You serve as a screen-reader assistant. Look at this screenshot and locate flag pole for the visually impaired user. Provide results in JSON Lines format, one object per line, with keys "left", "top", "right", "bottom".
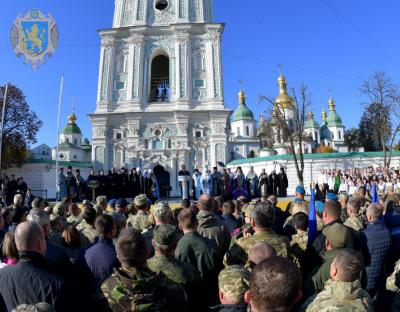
{"left": 55, "top": 75, "right": 64, "bottom": 201}
{"left": 0, "top": 84, "right": 9, "bottom": 176}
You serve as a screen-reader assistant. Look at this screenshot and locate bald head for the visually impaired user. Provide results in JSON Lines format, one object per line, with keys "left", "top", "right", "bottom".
{"left": 15, "top": 222, "right": 46, "bottom": 256}
{"left": 248, "top": 243, "right": 276, "bottom": 268}
{"left": 197, "top": 194, "right": 213, "bottom": 212}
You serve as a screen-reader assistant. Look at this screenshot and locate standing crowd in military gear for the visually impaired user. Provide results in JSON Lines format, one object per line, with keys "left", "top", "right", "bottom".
{"left": 1, "top": 165, "right": 400, "bottom": 311}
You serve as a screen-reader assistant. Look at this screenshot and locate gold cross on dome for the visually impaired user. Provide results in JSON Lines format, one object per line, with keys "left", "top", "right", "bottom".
{"left": 238, "top": 79, "right": 244, "bottom": 91}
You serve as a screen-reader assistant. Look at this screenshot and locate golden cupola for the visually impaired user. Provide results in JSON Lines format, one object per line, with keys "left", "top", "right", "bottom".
{"left": 274, "top": 74, "right": 296, "bottom": 110}
{"left": 322, "top": 108, "right": 327, "bottom": 122}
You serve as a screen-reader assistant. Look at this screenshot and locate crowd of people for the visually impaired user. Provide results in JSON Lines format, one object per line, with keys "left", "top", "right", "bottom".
{"left": 0, "top": 175, "right": 30, "bottom": 207}
{"left": 57, "top": 165, "right": 290, "bottom": 203}
{"left": 0, "top": 164, "right": 399, "bottom": 310}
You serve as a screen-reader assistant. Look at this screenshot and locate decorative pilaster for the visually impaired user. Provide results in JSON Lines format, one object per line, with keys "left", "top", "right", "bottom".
{"left": 175, "top": 32, "right": 190, "bottom": 101}
{"left": 127, "top": 33, "right": 144, "bottom": 108}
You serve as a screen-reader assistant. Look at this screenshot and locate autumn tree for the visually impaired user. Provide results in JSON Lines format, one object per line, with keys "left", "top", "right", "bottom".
{"left": 260, "top": 77, "right": 311, "bottom": 186}
{"left": 316, "top": 144, "right": 336, "bottom": 153}
{"left": 359, "top": 71, "right": 400, "bottom": 167}
{"left": 0, "top": 84, "right": 42, "bottom": 168}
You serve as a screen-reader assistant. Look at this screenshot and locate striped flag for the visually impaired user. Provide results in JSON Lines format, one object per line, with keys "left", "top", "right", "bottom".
{"left": 308, "top": 184, "right": 317, "bottom": 246}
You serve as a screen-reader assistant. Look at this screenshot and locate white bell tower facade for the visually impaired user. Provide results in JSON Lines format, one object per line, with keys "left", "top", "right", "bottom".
{"left": 90, "top": 0, "right": 231, "bottom": 196}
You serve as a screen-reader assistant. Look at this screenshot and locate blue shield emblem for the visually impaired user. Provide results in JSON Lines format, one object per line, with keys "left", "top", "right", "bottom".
{"left": 11, "top": 9, "right": 58, "bottom": 69}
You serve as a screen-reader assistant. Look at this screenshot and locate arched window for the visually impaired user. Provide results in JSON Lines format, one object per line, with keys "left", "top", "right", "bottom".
{"left": 338, "top": 131, "right": 342, "bottom": 140}
{"left": 168, "top": 139, "right": 172, "bottom": 149}
{"left": 246, "top": 126, "right": 250, "bottom": 136}
{"left": 74, "top": 138, "right": 77, "bottom": 146}
{"left": 150, "top": 55, "right": 169, "bottom": 102}
{"left": 237, "top": 127, "right": 241, "bottom": 136}
{"left": 249, "top": 151, "right": 255, "bottom": 158}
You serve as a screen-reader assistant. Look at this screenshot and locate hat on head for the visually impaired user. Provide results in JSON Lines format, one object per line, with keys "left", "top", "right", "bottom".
{"left": 134, "top": 194, "right": 148, "bottom": 207}
{"left": 116, "top": 198, "right": 128, "bottom": 207}
{"left": 244, "top": 203, "right": 255, "bottom": 218}
{"left": 153, "top": 224, "right": 177, "bottom": 246}
{"left": 315, "top": 201, "right": 325, "bottom": 214}
{"left": 326, "top": 192, "right": 338, "bottom": 201}
{"left": 218, "top": 265, "right": 250, "bottom": 302}
{"left": 295, "top": 185, "right": 306, "bottom": 195}
{"left": 108, "top": 199, "right": 116, "bottom": 209}
{"left": 323, "top": 223, "right": 348, "bottom": 249}
{"left": 153, "top": 201, "right": 172, "bottom": 221}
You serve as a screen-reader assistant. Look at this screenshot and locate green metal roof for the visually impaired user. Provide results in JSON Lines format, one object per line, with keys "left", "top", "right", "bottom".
{"left": 305, "top": 118, "right": 320, "bottom": 129}
{"left": 232, "top": 103, "right": 254, "bottom": 122}
{"left": 57, "top": 142, "right": 80, "bottom": 149}
{"left": 326, "top": 111, "right": 343, "bottom": 127}
{"left": 227, "top": 151, "right": 400, "bottom": 166}
{"left": 63, "top": 123, "right": 82, "bottom": 135}
{"left": 24, "top": 158, "right": 92, "bottom": 168}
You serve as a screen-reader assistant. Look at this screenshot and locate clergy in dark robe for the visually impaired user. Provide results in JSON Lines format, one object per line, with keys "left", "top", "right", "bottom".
{"left": 143, "top": 169, "right": 154, "bottom": 199}
{"left": 246, "top": 166, "right": 259, "bottom": 199}
{"left": 119, "top": 168, "right": 129, "bottom": 198}
{"left": 210, "top": 167, "right": 222, "bottom": 196}
{"left": 258, "top": 168, "right": 269, "bottom": 196}
{"left": 97, "top": 170, "right": 108, "bottom": 197}
{"left": 107, "top": 169, "right": 118, "bottom": 199}
{"left": 66, "top": 167, "right": 76, "bottom": 200}
{"left": 74, "top": 169, "right": 86, "bottom": 202}
{"left": 277, "top": 167, "right": 288, "bottom": 197}
{"left": 269, "top": 170, "right": 278, "bottom": 196}
{"left": 178, "top": 165, "right": 191, "bottom": 199}
{"left": 221, "top": 168, "right": 232, "bottom": 200}
{"left": 128, "top": 168, "right": 141, "bottom": 198}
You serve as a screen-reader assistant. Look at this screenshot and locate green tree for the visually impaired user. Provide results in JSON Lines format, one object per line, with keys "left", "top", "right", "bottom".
{"left": 344, "top": 128, "right": 361, "bottom": 152}
{"left": 0, "top": 84, "right": 42, "bottom": 168}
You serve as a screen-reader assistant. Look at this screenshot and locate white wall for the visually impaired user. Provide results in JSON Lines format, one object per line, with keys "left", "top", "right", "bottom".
{"left": 227, "top": 154, "right": 400, "bottom": 196}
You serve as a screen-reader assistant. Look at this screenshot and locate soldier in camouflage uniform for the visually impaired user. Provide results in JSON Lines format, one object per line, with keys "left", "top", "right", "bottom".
{"left": 231, "top": 202, "right": 290, "bottom": 262}
{"left": 387, "top": 258, "right": 400, "bottom": 311}
{"left": 12, "top": 303, "right": 55, "bottom": 312}
{"left": 210, "top": 265, "right": 250, "bottom": 312}
{"left": 148, "top": 224, "right": 201, "bottom": 311}
{"left": 290, "top": 212, "right": 308, "bottom": 271}
{"left": 79, "top": 207, "right": 99, "bottom": 247}
{"left": 343, "top": 198, "right": 365, "bottom": 232}
{"left": 66, "top": 203, "right": 82, "bottom": 226}
{"left": 301, "top": 249, "right": 372, "bottom": 312}
{"left": 126, "top": 194, "right": 151, "bottom": 230}
{"left": 100, "top": 227, "right": 188, "bottom": 311}
{"left": 93, "top": 195, "right": 107, "bottom": 216}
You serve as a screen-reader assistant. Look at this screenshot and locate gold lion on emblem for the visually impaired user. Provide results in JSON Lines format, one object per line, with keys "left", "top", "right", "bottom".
{"left": 22, "top": 24, "right": 46, "bottom": 54}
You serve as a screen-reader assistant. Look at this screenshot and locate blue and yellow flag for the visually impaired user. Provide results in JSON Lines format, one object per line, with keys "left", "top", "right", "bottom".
{"left": 308, "top": 185, "right": 317, "bottom": 245}
{"left": 371, "top": 183, "right": 379, "bottom": 203}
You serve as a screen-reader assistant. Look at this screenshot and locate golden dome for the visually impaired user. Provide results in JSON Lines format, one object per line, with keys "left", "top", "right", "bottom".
{"left": 68, "top": 113, "right": 77, "bottom": 124}
{"left": 322, "top": 108, "right": 327, "bottom": 121}
{"left": 275, "top": 74, "right": 295, "bottom": 110}
{"left": 259, "top": 114, "right": 265, "bottom": 127}
{"left": 328, "top": 98, "right": 335, "bottom": 111}
{"left": 238, "top": 90, "right": 245, "bottom": 105}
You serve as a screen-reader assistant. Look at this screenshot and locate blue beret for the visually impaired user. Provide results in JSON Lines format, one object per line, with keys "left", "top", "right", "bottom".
{"left": 295, "top": 185, "right": 306, "bottom": 195}
{"left": 326, "top": 192, "right": 338, "bottom": 201}
{"left": 294, "top": 198, "right": 304, "bottom": 203}
{"left": 315, "top": 201, "right": 325, "bottom": 214}
{"left": 108, "top": 199, "right": 116, "bottom": 207}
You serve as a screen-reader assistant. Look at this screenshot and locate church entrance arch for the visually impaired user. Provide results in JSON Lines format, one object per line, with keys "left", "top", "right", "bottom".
{"left": 150, "top": 55, "right": 170, "bottom": 102}
{"left": 153, "top": 165, "right": 171, "bottom": 198}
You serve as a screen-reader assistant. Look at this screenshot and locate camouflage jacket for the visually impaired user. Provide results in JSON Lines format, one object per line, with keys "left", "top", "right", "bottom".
{"left": 80, "top": 223, "right": 98, "bottom": 246}
{"left": 126, "top": 211, "right": 151, "bottom": 231}
{"left": 344, "top": 215, "right": 365, "bottom": 232}
{"left": 387, "top": 258, "right": 400, "bottom": 293}
{"left": 291, "top": 232, "right": 308, "bottom": 252}
{"left": 67, "top": 215, "right": 82, "bottom": 226}
{"left": 301, "top": 279, "right": 373, "bottom": 312}
{"left": 100, "top": 266, "right": 188, "bottom": 312}
{"left": 234, "top": 230, "right": 290, "bottom": 258}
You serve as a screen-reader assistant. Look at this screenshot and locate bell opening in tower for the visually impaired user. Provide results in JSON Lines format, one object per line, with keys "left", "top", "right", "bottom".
{"left": 150, "top": 55, "right": 170, "bottom": 102}
{"left": 155, "top": 0, "right": 169, "bottom": 11}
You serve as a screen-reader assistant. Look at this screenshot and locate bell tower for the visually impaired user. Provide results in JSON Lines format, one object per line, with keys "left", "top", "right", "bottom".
{"left": 90, "top": 0, "right": 231, "bottom": 196}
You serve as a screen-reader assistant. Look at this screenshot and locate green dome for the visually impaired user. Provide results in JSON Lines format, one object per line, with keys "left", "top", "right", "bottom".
{"left": 63, "top": 123, "right": 82, "bottom": 135}
{"left": 233, "top": 103, "right": 254, "bottom": 122}
{"left": 305, "top": 112, "right": 320, "bottom": 129}
{"left": 326, "top": 111, "right": 343, "bottom": 127}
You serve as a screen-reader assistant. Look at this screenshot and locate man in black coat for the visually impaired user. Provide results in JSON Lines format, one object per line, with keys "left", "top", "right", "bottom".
{"left": 277, "top": 168, "right": 288, "bottom": 198}
{"left": 0, "top": 222, "right": 79, "bottom": 311}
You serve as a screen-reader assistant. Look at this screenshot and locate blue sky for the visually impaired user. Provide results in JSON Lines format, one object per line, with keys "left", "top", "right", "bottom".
{"left": 1, "top": 0, "right": 399, "bottom": 148}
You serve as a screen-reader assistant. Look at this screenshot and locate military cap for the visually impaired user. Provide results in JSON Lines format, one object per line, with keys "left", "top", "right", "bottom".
{"left": 218, "top": 265, "right": 250, "bottom": 301}
{"left": 323, "top": 223, "right": 348, "bottom": 249}
{"left": 326, "top": 192, "right": 339, "bottom": 201}
{"left": 295, "top": 185, "right": 306, "bottom": 195}
{"left": 153, "top": 201, "right": 172, "bottom": 221}
{"left": 96, "top": 195, "right": 107, "bottom": 205}
{"left": 244, "top": 203, "right": 255, "bottom": 217}
{"left": 153, "top": 224, "right": 177, "bottom": 246}
{"left": 116, "top": 198, "right": 128, "bottom": 207}
{"left": 135, "top": 194, "right": 148, "bottom": 207}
